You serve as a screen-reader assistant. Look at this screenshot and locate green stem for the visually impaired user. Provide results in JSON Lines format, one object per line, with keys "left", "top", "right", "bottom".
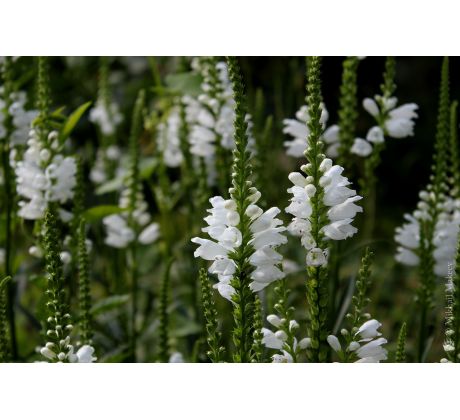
{"left": 130, "top": 243, "right": 138, "bottom": 361}
{"left": 2, "top": 57, "right": 18, "bottom": 360}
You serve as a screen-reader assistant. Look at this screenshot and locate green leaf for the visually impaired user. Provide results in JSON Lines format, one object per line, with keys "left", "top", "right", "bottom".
{"left": 165, "top": 72, "right": 203, "bottom": 96}
{"left": 140, "top": 157, "right": 158, "bottom": 179}
{"left": 90, "top": 294, "right": 130, "bottom": 316}
{"left": 95, "top": 177, "right": 124, "bottom": 195}
{"left": 59, "top": 101, "right": 92, "bottom": 142}
{"left": 83, "top": 205, "right": 124, "bottom": 222}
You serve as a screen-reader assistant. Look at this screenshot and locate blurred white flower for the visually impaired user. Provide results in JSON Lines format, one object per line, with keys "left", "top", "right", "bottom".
{"left": 103, "top": 187, "right": 159, "bottom": 249}
{"left": 15, "top": 129, "right": 77, "bottom": 220}
{"left": 156, "top": 107, "right": 183, "bottom": 168}
{"left": 0, "top": 91, "right": 38, "bottom": 145}
{"left": 89, "top": 100, "right": 123, "bottom": 136}
{"left": 283, "top": 104, "right": 339, "bottom": 158}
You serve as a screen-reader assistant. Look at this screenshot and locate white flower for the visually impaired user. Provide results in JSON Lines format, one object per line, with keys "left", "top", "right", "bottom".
{"left": 385, "top": 104, "right": 418, "bottom": 138}
{"left": 169, "top": 352, "right": 185, "bottom": 363}
{"left": 272, "top": 351, "right": 294, "bottom": 363}
{"left": 89, "top": 100, "right": 123, "bottom": 136}
{"left": 75, "top": 345, "right": 97, "bottom": 363}
{"left": 328, "top": 320, "right": 387, "bottom": 362}
{"left": 395, "top": 196, "right": 460, "bottom": 276}
{"left": 327, "top": 335, "right": 342, "bottom": 352}
{"left": 351, "top": 138, "right": 372, "bottom": 157}
{"left": 363, "top": 98, "right": 379, "bottom": 117}
{"left": 103, "top": 185, "right": 159, "bottom": 249}
{"left": 192, "top": 191, "right": 286, "bottom": 300}
{"left": 357, "top": 95, "right": 418, "bottom": 158}
{"left": 157, "top": 107, "right": 184, "bottom": 168}
{"left": 187, "top": 61, "right": 255, "bottom": 186}
{"left": 103, "top": 214, "right": 135, "bottom": 248}
{"left": 262, "top": 328, "right": 284, "bottom": 349}
{"left": 138, "top": 222, "right": 160, "bottom": 245}
{"left": 286, "top": 161, "right": 361, "bottom": 265}
{"left": 15, "top": 129, "right": 77, "bottom": 220}
{"left": 0, "top": 91, "right": 38, "bottom": 145}
{"left": 355, "top": 338, "right": 388, "bottom": 362}
{"left": 262, "top": 314, "right": 310, "bottom": 363}
{"left": 306, "top": 248, "right": 327, "bottom": 267}
{"left": 283, "top": 104, "right": 338, "bottom": 158}
{"left": 356, "top": 319, "right": 382, "bottom": 341}
{"left": 366, "top": 126, "right": 384, "bottom": 144}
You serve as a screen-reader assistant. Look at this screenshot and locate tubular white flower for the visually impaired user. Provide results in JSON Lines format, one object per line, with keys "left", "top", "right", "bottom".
{"left": 356, "top": 319, "right": 382, "bottom": 341}
{"left": 327, "top": 335, "right": 342, "bottom": 352}
{"left": 363, "top": 98, "right": 379, "bottom": 117}
{"left": 355, "top": 94, "right": 418, "bottom": 157}
{"left": 192, "top": 189, "right": 286, "bottom": 300}
{"left": 354, "top": 338, "right": 388, "bottom": 362}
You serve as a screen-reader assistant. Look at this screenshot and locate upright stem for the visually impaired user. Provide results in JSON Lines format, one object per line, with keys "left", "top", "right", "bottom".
{"left": 130, "top": 243, "right": 138, "bottom": 361}
{"left": 2, "top": 57, "right": 18, "bottom": 359}
{"left": 226, "top": 56, "right": 255, "bottom": 363}
{"left": 304, "top": 56, "right": 329, "bottom": 362}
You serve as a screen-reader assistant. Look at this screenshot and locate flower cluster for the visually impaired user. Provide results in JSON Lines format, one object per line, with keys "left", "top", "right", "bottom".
{"left": 0, "top": 90, "right": 38, "bottom": 144}
{"left": 286, "top": 158, "right": 362, "bottom": 267}
{"left": 351, "top": 96, "right": 418, "bottom": 157}
{"left": 395, "top": 192, "right": 460, "bottom": 276}
{"left": 327, "top": 319, "right": 388, "bottom": 362}
{"left": 89, "top": 99, "right": 123, "bottom": 136}
{"left": 103, "top": 187, "right": 160, "bottom": 249}
{"left": 156, "top": 106, "right": 183, "bottom": 168}
{"left": 261, "top": 314, "right": 310, "bottom": 363}
{"left": 283, "top": 104, "right": 340, "bottom": 158}
{"left": 186, "top": 60, "right": 255, "bottom": 186}
{"left": 41, "top": 340, "right": 96, "bottom": 363}
{"left": 14, "top": 129, "right": 77, "bottom": 220}
{"left": 90, "top": 145, "right": 126, "bottom": 185}
{"left": 188, "top": 60, "right": 235, "bottom": 156}
{"left": 192, "top": 190, "right": 287, "bottom": 301}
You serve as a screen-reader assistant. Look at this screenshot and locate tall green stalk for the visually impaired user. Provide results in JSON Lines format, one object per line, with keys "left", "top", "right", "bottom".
{"left": 303, "top": 56, "right": 329, "bottom": 362}
{"left": 78, "top": 220, "right": 92, "bottom": 344}
{"left": 395, "top": 322, "right": 407, "bottom": 362}
{"left": 0, "top": 276, "right": 11, "bottom": 362}
{"left": 199, "top": 268, "right": 225, "bottom": 362}
{"left": 126, "top": 89, "right": 145, "bottom": 362}
{"left": 1, "top": 56, "right": 18, "bottom": 359}
{"left": 226, "top": 56, "right": 256, "bottom": 363}
{"left": 337, "top": 56, "right": 360, "bottom": 168}
{"left": 417, "top": 57, "right": 450, "bottom": 362}
{"left": 158, "top": 258, "right": 173, "bottom": 362}
{"left": 449, "top": 100, "right": 459, "bottom": 197}
{"left": 361, "top": 57, "right": 396, "bottom": 239}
